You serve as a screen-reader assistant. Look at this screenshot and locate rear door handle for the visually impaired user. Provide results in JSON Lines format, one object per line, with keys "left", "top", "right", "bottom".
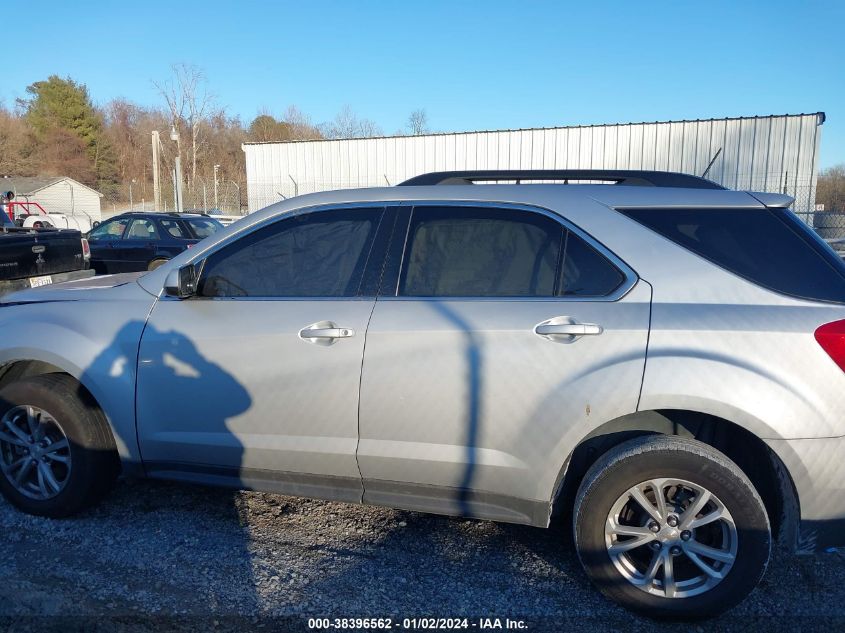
{"left": 535, "top": 323, "right": 603, "bottom": 336}
{"left": 299, "top": 321, "right": 355, "bottom": 346}
{"left": 534, "top": 318, "right": 603, "bottom": 342}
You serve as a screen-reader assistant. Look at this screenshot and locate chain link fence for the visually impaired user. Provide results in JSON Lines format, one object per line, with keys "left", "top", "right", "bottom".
{"left": 99, "top": 177, "right": 247, "bottom": 220}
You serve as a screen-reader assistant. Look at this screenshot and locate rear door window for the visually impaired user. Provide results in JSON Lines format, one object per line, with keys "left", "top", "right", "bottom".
{"left": 619, "top": 207, "right": 845, "bottom": 303}
{"left": 399, "top": 206, "right": 561, "bottom": 297}
{"left": 397, "top": 205, "right": 627, "bottom": 298}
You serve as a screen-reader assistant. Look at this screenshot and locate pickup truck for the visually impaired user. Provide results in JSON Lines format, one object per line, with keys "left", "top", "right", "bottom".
{"left": 0, "top": 210, "right": 93, "bottom": 295}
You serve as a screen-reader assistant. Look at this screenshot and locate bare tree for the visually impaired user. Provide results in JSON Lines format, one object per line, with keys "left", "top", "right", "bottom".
{"left": 0, "top": 104, "right": 36, "bottom": 176}
{"left": 321, "top": 105, "right": 383, "bottom": 139}
{"left": 407, "top": 108, "right": 429, "bottom": 135}
{"left": 817, "top": 164, "right": 845, "bottom": 212}
{"left": 282, "top": 105, "right": 322, "bottom": 140}
{"left": 153, "top": 64, "right": 214, "bottom": 185}
{"left": 357, "top": 117, "right": 383, "bottom": 138}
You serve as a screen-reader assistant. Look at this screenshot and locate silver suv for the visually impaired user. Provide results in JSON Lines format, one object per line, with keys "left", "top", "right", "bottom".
{"left": 1, "top": 170, "right": 844, "bottom": 618}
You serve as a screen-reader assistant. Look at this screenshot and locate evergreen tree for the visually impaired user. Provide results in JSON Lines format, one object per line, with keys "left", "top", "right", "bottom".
{"left": 21, "top": 75, "right": 117, "bottom": 190}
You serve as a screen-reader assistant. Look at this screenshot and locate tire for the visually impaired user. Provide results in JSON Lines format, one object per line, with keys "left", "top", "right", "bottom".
{"left": 573, "top": 435, "right": 770, "bottom": 619}
{"left": 0, "top": 374, "right": 119, "bottom": 518}
{"left": 148, "top": 258, "right": 169, "bottom": 271}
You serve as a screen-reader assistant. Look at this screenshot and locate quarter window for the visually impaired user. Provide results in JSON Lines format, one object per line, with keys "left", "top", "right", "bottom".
{"left": 560, "top": 231, "right": 626, "bottom": 296}
{"left": 198, "top": 208, "right": 383, "bottom": 298}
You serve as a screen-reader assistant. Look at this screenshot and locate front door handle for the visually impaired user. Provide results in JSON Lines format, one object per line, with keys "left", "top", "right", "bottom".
{"left": 534, "top": 318, "right": 603, "bottom": 342}
{"left": 299, "top": 321, "right": 355, "bottom": 346}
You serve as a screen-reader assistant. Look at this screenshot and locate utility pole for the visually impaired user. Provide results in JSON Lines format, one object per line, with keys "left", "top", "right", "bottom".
{"left": 213, "top": 164, "right": 220, "bottom": 210}
{"left": 172, "top": 168, "right": 179, "bottom": 213}
{"left": 151, "top": 131, "right": 161, "bottom": 211}
{"left": 171, "top": 126, "right": 184, "bottom": 213}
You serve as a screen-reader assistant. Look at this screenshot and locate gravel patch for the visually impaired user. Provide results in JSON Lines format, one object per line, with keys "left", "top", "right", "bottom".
{"left": 1, "top": 479, "right": 843, "bottom": 632}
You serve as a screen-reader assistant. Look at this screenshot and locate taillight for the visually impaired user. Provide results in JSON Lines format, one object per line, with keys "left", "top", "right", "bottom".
{"left": 81, "top": 238, "right": 91, "bottom": 260}
{"left": 815, "top": 320, "right": 845, "bottom": 373}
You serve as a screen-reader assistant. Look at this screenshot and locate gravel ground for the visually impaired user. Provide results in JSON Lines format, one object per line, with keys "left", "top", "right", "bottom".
{"left": 1, "top": 479, "right": 843, "bottom": 632}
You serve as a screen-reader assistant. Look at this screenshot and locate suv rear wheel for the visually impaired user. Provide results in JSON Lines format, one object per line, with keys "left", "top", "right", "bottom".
{"left": 0, "top": 374, "right": 119, "bottom": 517}
{"left": 573, "top": 435, "right": 770, "bottom": 619}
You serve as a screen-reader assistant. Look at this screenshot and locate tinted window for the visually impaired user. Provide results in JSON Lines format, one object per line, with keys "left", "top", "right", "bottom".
{"left": 187, "top": 218, "right": 222, "bottom": 239}
{"left": 126, "top": 218, "right": 160, "bottom": 240}
{"left": 620, "top": 207, "right": 845, "bottom": 303}
{"left": 560, "top": 231, "right": 626, "bottom": 296}
{"left": 198, "top": 208, "right": 382, "bottom": 298}
{"left": 160, "top": 219, "right": 190, "bottom": 239}
{"left": 88, "top": 218, "right": 130, "bottom": 242}
{"left": 400, "top": 206, "right": 561, "bottom": 297}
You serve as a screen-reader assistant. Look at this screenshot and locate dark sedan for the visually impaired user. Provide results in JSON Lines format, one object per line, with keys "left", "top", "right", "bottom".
{"left": 87, "top": 212, "right": 223, "bottom": 274}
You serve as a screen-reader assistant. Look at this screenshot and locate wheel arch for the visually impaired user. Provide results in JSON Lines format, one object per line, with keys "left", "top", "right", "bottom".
{"left": 0, "top": 357, "right": 139, "bottom": 475}
{"left": 550, "top": 409, "right": 800, "bottom": 549}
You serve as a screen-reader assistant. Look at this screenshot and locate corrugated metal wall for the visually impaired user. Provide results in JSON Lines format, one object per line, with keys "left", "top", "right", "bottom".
{"left": 243, "top": 113, "right": 824, "bottom": 215}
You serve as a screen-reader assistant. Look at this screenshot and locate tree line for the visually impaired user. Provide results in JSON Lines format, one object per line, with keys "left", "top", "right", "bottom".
{"left": 0, "top": 64, "right": 430, "bottom": 209}
{"left": 817, "top": 165, "right": 845, "bottom": 213}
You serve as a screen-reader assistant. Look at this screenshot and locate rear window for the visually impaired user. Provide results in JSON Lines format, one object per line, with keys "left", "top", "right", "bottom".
{"left": 619, "top": 207, "right": 845, "bottom": 303}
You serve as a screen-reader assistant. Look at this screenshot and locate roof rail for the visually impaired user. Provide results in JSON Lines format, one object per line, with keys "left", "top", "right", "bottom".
{"left": 398, "top": 170, "right": 726, "bottom": 190}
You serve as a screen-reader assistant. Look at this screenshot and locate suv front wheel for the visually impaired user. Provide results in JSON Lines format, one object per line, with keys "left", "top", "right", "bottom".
{"left": 573, "top": 435, "right": 771, "bottom": 619}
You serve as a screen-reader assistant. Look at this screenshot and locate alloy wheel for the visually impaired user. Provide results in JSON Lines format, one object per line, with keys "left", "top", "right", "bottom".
{"left": 0, "top": 405, "right": 72, "bottom": 500}
{"left": 605, "top": 477, "right": 738, "bottom": 598}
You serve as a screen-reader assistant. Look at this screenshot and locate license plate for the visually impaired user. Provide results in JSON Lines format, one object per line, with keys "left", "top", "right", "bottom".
{"left": 29, "top": 275, "right": 53, "bottom": 288}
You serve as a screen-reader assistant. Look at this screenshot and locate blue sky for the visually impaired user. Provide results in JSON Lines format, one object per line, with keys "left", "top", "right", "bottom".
{"left": 3, "top": 0, "right": 843, "bottom": 168}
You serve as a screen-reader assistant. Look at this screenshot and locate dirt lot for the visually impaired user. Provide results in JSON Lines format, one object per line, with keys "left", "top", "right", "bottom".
{"left": 1, "top": 479, "right": 843, "bottom": 632}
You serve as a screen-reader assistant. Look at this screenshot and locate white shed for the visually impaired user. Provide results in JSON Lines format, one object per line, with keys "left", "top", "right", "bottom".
{"left": 0, "top": 176, "right": 103, "bottom": 223}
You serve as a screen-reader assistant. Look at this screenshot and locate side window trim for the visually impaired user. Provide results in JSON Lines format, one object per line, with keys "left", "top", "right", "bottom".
{"left": 192, "top": 203, "right": 391, "bottom": 301}
{"left": 381, "top": 201, "right": 638, "bottom": 301}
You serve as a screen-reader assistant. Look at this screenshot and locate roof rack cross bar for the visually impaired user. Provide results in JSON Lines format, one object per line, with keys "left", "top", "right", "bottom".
{"left": 397, "top": 170, "right": 725, "bottom": 190}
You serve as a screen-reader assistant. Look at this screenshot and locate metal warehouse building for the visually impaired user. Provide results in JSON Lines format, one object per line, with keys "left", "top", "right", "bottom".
{"left": 242, "top": 112, "right": 824, "bottom": 216}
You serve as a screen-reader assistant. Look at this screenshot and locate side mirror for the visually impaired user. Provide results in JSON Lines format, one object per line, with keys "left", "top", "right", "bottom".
{"left": 164, "top": 264, "right": 198, "bottom": 298}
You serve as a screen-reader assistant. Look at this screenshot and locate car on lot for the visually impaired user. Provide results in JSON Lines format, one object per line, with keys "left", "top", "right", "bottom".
{"left": 0, "top": 169, "right": 844, "bottom": 619}
{"left": 86, "top": 212, "right": 223, "bottom": 273}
